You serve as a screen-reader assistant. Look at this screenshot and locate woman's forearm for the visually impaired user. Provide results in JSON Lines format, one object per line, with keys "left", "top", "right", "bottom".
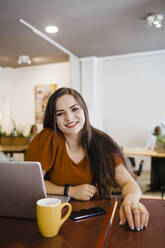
{"left": 45, "top": 180, "right": 65, "bottom": 195}
{"left": 45, "top": 180, "right": 97, "bottom": 200}
{"left": 121, "top": 181, "right": 141, "bottom": 201}
{"left": 115, "top": 164, "right": 142, "bottom": 201}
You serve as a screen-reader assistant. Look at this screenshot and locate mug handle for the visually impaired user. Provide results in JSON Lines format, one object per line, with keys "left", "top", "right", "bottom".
{"left": 60, "top": 202, "right": 72, "bottom": 226}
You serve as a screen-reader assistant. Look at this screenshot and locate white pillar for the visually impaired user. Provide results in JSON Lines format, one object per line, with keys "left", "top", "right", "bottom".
{"left": 80, "top": 57, "right": 104, "bottom": 131}
{"left": 69, "top": 55, "right": 81, "bottom": 92}
{"left": 80, "top": 56, "right": 98, "bottom": 108}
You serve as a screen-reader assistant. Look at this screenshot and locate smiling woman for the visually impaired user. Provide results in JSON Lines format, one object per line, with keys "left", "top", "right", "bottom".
{"left": 26, "top": 87, "right": 149, "bottom": 232}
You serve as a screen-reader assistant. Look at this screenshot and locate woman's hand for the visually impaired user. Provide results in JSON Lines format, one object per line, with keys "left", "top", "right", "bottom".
{"left": 115, "top": 164, "right": 149, "bottom": 231}
{"left": 119, "top": 199, "right": 149, "bottom": 231}
{"left": 68, "top": 184, "right": 97, "bottom": 201}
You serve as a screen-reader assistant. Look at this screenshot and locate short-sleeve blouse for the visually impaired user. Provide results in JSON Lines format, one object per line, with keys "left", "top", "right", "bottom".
{"left": 26, "top": 128, "right": 122, "bottom": 186}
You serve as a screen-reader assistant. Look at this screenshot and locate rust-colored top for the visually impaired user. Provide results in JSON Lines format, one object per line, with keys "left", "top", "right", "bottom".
{"left": 26, "top": 128, "right": 122, "bottom": 186}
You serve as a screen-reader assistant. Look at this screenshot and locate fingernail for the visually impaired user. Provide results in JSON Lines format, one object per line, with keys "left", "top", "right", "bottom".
{"left": 119, "top": 221, "right": 122, "bottom": 226}
{"left": 140, "top": 225, "right": 144, "bottom": 230}
{"left": 145, "top": 225, "right": 148, "bottom": 228}
{"left": 136, "top": 227, "right": 140, "bottom": 231}
{"left": 131, "top": 226, "right": 135, "bottom": 231}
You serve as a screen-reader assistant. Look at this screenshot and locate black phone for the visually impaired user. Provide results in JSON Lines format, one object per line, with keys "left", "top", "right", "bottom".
{"left": 70, "top": 206, "right": 107, "bottom": 221}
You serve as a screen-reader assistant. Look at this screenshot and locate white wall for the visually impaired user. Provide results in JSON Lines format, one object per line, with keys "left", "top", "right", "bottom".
{"left": 95, "top": 52, "right": 165, "bottom": 148}
{"left": 0, "top": 67, "right": 12, "bottom": 131}
{"left": 0, "top": 62, "right": 70, "bottom": 134}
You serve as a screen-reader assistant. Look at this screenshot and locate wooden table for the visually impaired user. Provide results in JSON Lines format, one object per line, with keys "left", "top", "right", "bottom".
{"left": 105, "top": 198, "right": 165, "bottom": 248}
{"left": 0, "top": 145, "right": 28, "bottom": 160}
{"left": 124, "top": 147, "right": 165, "bottom": 191}
{"left": 124, "top": 147, "right": 165, "bottom": 158}
{"left": 0, "top": 198, "right": 164, "bottom": 248}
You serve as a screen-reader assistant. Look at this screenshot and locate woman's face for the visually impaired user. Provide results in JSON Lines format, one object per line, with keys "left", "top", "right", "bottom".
{"left": 55, "top": 94, "right": 85, "bottom": 136}
{"left": 32, "top": 126, "right": 37, "bottom": 134}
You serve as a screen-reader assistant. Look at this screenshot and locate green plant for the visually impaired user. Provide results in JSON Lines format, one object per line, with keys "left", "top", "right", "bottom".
{"left": 157, "top": 135, "right": 165, "bottom": 145}
{"left": 0, "top": 132, "right": 8, "bottom": 137}
{"left": 0, "top": 121, "right": 25, "bottom": 137}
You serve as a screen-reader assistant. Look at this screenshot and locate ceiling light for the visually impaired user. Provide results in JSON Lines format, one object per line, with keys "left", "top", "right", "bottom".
{"left": 18, "top": 55, "right": 31, "bottom": 64}
{"left": 146, "top": 13, "right": 164, "bottom": 28}
{"left": 45, "top": 25, "right": 58, "bottom": 33}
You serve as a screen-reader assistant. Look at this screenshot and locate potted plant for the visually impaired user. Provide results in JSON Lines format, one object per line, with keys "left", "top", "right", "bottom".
{"left": 0, "top": 121, "right": 29, "bottom": 146}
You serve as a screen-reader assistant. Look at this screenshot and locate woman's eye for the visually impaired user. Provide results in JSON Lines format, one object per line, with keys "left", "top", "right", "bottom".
{"left": 72, "top": 107, "right": 79, "bottom": 112}
{"left": 56, "top": 112, "right": 64, "bottom": 117}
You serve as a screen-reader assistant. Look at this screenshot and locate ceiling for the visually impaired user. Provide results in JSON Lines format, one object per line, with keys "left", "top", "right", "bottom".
{"left": 0, "top": 0, "right": 165, "bottom": 68}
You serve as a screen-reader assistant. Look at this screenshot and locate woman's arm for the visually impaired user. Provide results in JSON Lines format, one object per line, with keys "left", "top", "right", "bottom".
{"left": 42, "top": 170, "right": 65, "bottom": 195}
{"left": 45, "top": 180, "right": 97, "bottom": 200}
{"left": 45, "top": 180, "right": 66, "bottom": 195}
{"left": 43, "top": 171, "right": 97, "bottom": 200}
{"left": 115, "top": 164, "right": 149, "bottom": 231}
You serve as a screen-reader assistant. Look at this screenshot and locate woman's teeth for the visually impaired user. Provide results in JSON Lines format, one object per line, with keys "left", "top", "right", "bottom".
{"left": 66, "top": 122, "right": 77, "bottom": 127}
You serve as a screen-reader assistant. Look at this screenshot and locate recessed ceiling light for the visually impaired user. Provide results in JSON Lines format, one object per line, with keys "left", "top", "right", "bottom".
{"left": 45, "top": 25, "right": 59, "bottom": 33}
{"left": 146, "top": 13, "right": 164, "bottom": 28}
{"left": 18, "top": 55, "right": 31, "bottom": 64}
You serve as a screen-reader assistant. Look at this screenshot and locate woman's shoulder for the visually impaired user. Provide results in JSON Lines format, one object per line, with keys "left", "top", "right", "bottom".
{"left": 31, "top": 128, "right": 65, "bottom": 145}
{"left": 36, "top": 128, "right": 62, "bottom": 137}
{"left": 38, "top": 127, "right": 54, "bottom": 135}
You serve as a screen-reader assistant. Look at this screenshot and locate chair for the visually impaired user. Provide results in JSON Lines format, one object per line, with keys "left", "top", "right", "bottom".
{"left": 128, "top": 157, "right": 144, "bottom": 177}
{"left": 0, "top": 151, "right": 15, "bottom": 161}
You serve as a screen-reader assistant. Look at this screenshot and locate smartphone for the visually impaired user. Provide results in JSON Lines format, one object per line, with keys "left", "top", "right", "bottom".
{"left": 70, "top": 206, "right": 107, "bottom": 221}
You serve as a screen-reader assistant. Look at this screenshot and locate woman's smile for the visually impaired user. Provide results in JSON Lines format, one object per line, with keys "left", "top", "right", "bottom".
{"left": 65, "top": 121, "right": 79, "bottom": 128}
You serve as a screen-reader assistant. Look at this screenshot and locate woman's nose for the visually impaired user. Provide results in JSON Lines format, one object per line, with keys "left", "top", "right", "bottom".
{"left": 65, "top": 111, "right": 72, "bottom": 121}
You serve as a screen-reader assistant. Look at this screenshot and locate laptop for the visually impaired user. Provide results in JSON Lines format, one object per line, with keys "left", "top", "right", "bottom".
{"left": 0, "top": 161, "right": 70, "bottom": 219}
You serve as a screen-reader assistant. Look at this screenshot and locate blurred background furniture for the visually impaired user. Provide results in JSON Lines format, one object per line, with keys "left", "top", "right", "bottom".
{"left": 0, "top": 145, "right": 28, "bottom": 160}
{"left": 124, "top": 147, "right": 165, "bottom": 192}
{"left": 128, "top": 157, "right": 144, "bottom": 177}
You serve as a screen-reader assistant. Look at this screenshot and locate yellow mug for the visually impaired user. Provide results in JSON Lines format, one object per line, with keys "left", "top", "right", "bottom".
{"left": 36, "top": 198, "right": 72, "bottom": 238}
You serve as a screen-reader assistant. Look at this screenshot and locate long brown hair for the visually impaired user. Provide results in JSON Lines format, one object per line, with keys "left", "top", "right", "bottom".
{"left": 44, "top": 87, "right": 126, "bottom": 197}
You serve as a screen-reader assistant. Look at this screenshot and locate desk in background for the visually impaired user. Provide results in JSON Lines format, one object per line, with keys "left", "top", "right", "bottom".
{"left": 0, "top": 145, "right": 28, "bottom": 160}
{"left": 124, "top": 147, "right": 165, "bottom": 191}
{"left": 0, "top": 198, "right": 164, "bottom": 248}
{"left": 124, "top": 147, "right": 165, "bottom": 158}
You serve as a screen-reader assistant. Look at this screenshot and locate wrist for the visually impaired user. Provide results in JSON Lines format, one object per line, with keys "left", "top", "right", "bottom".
{"left": 64, "top": 185, "right": 69, "bottom": 196}
{"left": 123, "top": 193, "right": 141, "bottom": 202}
{"left": 68, "top": 186, "right": 73, "bottom": 197}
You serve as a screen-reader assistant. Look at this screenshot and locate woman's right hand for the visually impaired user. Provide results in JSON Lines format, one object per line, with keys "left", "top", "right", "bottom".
{"left": 68, "top": 184, "right": 97, "bottom": 201}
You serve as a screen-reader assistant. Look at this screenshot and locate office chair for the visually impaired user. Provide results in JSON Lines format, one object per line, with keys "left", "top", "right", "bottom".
{"left": 0, "top": 152, "right": 15, "bottom": 161}
{"left": 128, "top": 157, "right": 144, "bottom": 177}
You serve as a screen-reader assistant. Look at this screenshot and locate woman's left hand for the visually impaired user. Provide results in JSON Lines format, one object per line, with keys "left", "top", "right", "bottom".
{"left": 119, "top": 199, "right": 149, "bottom": 231}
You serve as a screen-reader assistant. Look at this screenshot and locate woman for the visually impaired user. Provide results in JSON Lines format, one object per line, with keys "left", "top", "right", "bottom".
{"left": 26, "top": 87, "right": 149, "bottom": 231}
{"left": 29, "top": 124, "right": 38, "bottom": 141}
